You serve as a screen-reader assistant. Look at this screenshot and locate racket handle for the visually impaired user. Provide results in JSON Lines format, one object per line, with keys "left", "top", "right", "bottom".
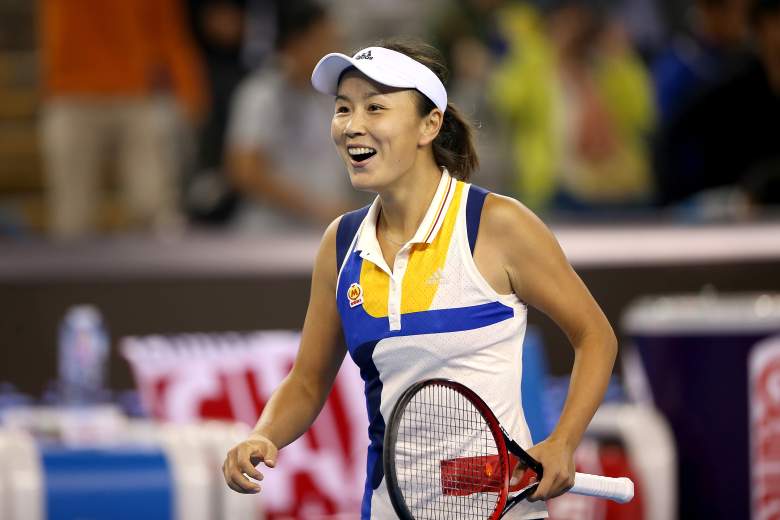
{"left": 571, "top": 473, "right": 634, "bottom": 503}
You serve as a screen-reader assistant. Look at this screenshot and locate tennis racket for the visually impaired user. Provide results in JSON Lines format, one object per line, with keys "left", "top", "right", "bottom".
{"left": 383, "top": 378, "right": 634, "bottom": 519}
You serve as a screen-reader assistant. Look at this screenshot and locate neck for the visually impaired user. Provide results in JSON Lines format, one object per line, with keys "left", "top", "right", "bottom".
{"left": 377, "top": 158, "right": 443, "bottom": 242}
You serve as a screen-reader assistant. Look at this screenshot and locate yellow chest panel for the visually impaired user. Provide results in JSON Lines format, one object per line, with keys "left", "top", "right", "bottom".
{"left": 359, "top": 182, "right": 464, "bottom": 318}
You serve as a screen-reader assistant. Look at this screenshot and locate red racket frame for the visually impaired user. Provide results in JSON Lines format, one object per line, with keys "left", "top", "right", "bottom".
{"left": 384, "top": 378, "right": 542, "bottom": 520}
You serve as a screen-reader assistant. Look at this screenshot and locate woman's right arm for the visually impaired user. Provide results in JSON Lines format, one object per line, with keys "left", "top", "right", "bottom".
{"left": 222, "top": 217, "right": 347, "bottom": 493}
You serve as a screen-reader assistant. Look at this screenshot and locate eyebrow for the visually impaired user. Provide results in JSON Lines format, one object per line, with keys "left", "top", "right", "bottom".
{"left": 335, "top": 91, "right": 385, "bottom": 102}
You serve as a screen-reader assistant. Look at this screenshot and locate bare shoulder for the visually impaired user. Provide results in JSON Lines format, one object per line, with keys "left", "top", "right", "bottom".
{"left": 478, "top": 195, "right": 576, "bottom": 304}
{"left": 479, "top": 193, "right": 560, "bottom": 258}
{"left": 319, "top": 216, "right": 341, "bottom": 259}
{"left": 312, "top": 216, "right": 343, "bottom": 291}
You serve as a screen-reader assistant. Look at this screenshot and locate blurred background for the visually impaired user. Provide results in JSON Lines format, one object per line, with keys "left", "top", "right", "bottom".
{"left": 0, "top": 0, "right": 779, "bottom": 518}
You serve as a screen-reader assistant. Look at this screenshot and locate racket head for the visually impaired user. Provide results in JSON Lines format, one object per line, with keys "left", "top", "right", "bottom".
{"left": 383, "top": 378, "right": 512, "bottom": 520}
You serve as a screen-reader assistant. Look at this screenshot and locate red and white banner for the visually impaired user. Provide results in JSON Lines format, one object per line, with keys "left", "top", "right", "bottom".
{"left": 750, "top": 336, "right": 780, "bottom": 520}
{"left": 122, "top": 331, "right": 368, "bottom": 518}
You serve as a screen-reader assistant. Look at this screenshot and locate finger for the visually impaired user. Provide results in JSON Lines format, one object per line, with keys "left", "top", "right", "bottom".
{"left": 549, "top": 475, "right": 575, "bottom": 499}
{"left": 226, "top": 479, "right": 244, "bottom": 493}
{"left": 229, "top": 469, "right": 261, "bottom": 493}
{"left": 222, "top": 452, "right": 239, "bottom": 484}
{"left": 239, "top": 458, "right": 264, "bottom": 481}
{"left": 227, "top": 478, "right": 259, "bottom": 494}
{"left": 232, "top": 474, "right": 261, "bottom": 493}
{"left": 256, "top": 442, "right": 278, "bottom": 468}
{"left": 242, "top": 444, "right": 268, "bottom": 469}
{"left": 529, "top": 474, "right": 555, "bottom": 502}
{"left": 509, "top": 466, "right": 522, "bottom": 487}
{"left": 222, "top": 459, "right": 231, "bottom": 484}
{"left": 509, "top": 465, "right": 533, "bottom": 487}
{"left": 531, "top": 472, "right": 571, "bottom": 501}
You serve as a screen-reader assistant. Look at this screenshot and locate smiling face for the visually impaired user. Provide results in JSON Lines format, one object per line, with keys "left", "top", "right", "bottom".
{"left": 331, "top": 69, "right": 441, "bottom": 193}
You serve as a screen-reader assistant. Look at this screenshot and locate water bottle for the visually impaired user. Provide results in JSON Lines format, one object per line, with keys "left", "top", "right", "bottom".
{"left": 58, "top": 305, "right": 109, "bottom": 406}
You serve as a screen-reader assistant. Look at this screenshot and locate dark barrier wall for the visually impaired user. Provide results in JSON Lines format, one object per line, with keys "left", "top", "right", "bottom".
{"left": 2, "top": 226, "right": 780, "bottom": 395}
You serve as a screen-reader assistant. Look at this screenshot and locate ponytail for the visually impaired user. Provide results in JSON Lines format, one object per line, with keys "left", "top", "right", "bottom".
{"left": 432, "top": 103, "right": 479, "bottom": 181}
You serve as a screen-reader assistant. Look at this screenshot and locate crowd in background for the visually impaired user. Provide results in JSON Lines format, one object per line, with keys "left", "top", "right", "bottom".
{"left": 15, "top": 0, "right": 780, "bottom": 239}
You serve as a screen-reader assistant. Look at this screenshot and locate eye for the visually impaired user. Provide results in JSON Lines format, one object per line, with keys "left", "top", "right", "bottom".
{"left": 367, "top": 104, "right": 384, "bottom": 112}
{"left": 335, "top": 105, "right": 349, "bottom": 114}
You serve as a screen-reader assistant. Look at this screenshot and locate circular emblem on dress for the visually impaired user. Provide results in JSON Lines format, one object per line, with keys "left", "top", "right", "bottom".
{"left": 347, "top": 283, "right": 363, "bottom": 308}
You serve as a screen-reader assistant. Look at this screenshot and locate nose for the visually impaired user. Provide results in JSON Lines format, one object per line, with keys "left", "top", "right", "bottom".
{"left": 344, "top": 110, "right": 366, "bottom": 138}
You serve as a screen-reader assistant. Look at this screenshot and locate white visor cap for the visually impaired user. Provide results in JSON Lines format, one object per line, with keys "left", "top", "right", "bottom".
{"left": 311, "top": 46, "right": 448, "bottom": 113}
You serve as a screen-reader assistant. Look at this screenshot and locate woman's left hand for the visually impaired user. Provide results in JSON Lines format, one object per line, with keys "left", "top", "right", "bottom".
{"left": 515, "top": 437, "right": 576, "bottom": 502}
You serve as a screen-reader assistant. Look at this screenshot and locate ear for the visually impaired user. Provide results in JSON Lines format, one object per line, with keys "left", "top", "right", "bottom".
{"left": 418, "top": 108, "right": 444, "bottom": 147}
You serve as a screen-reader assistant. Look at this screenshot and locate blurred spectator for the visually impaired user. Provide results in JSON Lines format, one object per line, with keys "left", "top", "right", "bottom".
{"left": 654, "top": 0, "right": 780, "bottom": 208}
{"left": 614, "top": 0, "right": 666, "bottom": 60}
{"left": 653, "top": 0, "right": 752, "bottom": 126}
{"left": 242, "top": 0, "right": 279, "bottom": 69}
{"left": 427, "top": 0, "right": 513, "bottom": 192}
{"left": 490, "top": 1, "right": 655, "bottom": 213}
{"left": 326, "top": 0, "right": 445, "bottom": 49}
{"left": 429, "top": 0, "right": 510, "bottom": 82}
{"left": 225, "top": 1, "right": 359, "bottom": 232}
{"left": 184, "top": 0, "right": 250, "bottom": 224}
{"left": 39, "top": 0, "right": 208, "bottom": 239}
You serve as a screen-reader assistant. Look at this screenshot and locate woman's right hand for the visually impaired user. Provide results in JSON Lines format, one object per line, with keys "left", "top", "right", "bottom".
{"left": 222, "top": 433, "right": 279, "bottom": 493}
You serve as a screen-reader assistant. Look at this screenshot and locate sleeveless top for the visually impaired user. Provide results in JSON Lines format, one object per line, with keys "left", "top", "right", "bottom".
{"left": 336, "top": 170, "right": 548, "bottom": 519}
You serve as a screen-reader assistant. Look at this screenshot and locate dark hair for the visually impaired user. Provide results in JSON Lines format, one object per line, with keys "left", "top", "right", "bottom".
{"left": 362, "top": 37, "right": 480, "bottom": 181}
{"left": 275, "top": 1, "right": 327, "bottom": 51}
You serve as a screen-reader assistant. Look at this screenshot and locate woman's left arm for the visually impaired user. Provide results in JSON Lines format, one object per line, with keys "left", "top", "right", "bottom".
{"left": 477, "top": 194, "right": 618, "bottom": 501}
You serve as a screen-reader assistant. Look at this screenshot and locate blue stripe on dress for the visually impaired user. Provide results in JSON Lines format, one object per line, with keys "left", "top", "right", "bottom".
{"left": 341, "top": 299, "right": 515, "bottom": 354}
{"left": 466, "top": 184, "right": 489, "bottom": 254}
{"left": 350, "top": 339, "right": 384, "bottom": 519}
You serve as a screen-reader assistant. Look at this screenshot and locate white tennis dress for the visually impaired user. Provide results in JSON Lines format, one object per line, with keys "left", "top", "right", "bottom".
{"left": 336, "top": 170, "right": 548, "bottom": 519}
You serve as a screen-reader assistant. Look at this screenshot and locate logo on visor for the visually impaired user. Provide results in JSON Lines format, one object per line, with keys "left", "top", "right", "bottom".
{"left": 347, "top": 283, "right": 364, "bottom": 308}
{"left": 355, "top": 50, "right": 373, "bottom": 60}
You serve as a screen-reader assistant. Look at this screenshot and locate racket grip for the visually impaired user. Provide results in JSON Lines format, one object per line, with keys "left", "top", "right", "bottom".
{"left": 571, "top": 473, "right": 634, "bottom": 503}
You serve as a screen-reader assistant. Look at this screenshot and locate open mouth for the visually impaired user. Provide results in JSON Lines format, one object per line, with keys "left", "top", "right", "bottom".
{"left": 347, "top": 146, "right": 377, "bottom": 164}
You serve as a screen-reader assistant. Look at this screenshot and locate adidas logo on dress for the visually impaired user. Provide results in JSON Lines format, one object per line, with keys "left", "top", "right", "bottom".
{"left": 425, "top": 268, "right": 447, "bottom": 285}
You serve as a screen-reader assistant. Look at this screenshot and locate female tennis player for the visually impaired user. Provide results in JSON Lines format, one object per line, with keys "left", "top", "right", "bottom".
{"left": 222, "top": 38, "right": 617, "bottom": 519}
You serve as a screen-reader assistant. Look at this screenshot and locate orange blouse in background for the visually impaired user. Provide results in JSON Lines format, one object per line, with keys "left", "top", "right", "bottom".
{"left": 39, "top": 0, "right": 207, "bottom": 120}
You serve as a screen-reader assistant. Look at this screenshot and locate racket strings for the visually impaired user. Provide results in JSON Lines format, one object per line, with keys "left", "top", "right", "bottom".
{"left": 394, "top": 383, "right": 505, "bottom": 519}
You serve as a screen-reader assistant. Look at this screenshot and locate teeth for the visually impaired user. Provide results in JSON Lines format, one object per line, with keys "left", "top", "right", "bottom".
{"left": 348, "top": 147, "right": 375, "bottom": 156}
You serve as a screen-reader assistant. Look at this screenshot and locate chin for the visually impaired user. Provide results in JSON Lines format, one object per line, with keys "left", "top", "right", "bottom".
{"left": 348, "top": 170, "right": 384, "bottom": 193}
{"left": 348, "top": 177, "right": 380, "bottom": 194}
